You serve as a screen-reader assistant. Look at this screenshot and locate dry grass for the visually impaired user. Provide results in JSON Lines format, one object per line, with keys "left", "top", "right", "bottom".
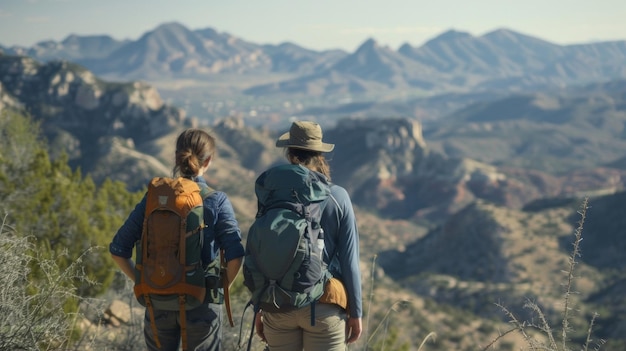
{"left": 481, "top": 198, "right": 606, "bottom": 351}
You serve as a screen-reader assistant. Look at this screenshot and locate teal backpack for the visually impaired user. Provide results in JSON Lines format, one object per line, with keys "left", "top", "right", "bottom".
{"left": 243, "top": 164, "right": 332, "bottom": 314}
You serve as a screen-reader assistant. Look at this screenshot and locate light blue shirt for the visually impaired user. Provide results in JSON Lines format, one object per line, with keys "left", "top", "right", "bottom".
{"left": 321, "top": 184, "right": 363, "bottom": 318}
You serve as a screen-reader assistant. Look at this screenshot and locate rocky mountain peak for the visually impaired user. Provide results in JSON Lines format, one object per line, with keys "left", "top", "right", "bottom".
{"left": 337, "top": 117, "right": 427, "bottom": 152}
{"left": 151, "top": 21, "right": 190, "bottom": 34}
{"left": 357, "top": 38, "right": 379, "bottom": 50}
{"left": 482, "top": 27, "right": 554, "bottom": 46}
{"left": 426, "top": 29, "right": 473, "bottom": 45}
{"left": 339, "top": 38, "right": 387, "bottom": 68}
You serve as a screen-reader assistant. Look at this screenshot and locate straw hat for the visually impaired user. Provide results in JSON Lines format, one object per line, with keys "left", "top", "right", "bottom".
{"left": 275, "top": 121, "right": 335, "bottom": 152}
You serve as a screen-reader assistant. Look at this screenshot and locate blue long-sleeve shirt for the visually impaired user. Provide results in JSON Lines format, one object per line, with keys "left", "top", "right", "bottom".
{"left": 109, "top": 176, "right": 245, "bottom": 265}
{"left": 321, "top": 184, "right": 363, "bottom": 319}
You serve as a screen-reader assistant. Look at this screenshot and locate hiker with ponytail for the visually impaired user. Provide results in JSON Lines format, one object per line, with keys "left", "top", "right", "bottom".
{"left": 110, "top": 128, "right": 244, "bottom": 351}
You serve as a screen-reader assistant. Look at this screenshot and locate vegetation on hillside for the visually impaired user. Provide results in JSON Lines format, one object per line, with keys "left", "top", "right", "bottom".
{"left": 0, "top": 110, "right": 143, "bottom": 297}
{"left": 0, "top": 110, "right": 143, "bottom": 348}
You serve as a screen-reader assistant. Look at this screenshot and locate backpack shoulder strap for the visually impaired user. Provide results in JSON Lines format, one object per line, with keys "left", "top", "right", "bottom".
{"left": 198, "top": 183, "right": 216, "bottom": 232}
{"left": 198, "top": 182, "right": 216, "bottom": 199}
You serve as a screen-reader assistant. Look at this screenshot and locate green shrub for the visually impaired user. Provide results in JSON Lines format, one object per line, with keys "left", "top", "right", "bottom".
{"left": 0, "top": 110, "right": 142, "bottom": 298}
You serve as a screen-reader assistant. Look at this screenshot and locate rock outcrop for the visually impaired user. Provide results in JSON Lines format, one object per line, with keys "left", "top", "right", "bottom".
{"left": 0, "top": 53, "right": 192, "bottom": 189}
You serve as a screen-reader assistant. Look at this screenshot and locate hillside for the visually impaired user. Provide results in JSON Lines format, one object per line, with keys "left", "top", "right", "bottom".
{"left": 423, "top": 82, "right": 626, "bottom": 174}
{"left": 377, "top": 196, "right": 625, "bottom": 348}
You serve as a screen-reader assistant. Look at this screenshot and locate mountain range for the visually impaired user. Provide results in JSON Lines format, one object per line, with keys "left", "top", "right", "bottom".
{"left": 2, "top": 22, "right": 626, "bottom": 99}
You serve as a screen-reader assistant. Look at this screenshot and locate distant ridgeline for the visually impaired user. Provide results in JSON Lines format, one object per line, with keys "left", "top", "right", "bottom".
{"left": 2, "top": 23, "right": 626, "bottom": 96}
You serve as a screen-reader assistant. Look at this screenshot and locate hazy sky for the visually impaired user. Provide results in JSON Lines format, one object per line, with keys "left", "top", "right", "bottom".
{"left": 0, "top": 0, "right": 625, "bottom": 52}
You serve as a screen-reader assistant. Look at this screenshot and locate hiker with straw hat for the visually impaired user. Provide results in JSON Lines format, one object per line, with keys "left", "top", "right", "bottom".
{"left": 254, "top": 121, "right": 363, "bottom": 351}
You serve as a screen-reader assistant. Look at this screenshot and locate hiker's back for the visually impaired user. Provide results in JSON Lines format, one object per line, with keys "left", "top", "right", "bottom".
{"left": 110, "top": 128, "right": 246, "bottom": 351}
{"left": 243, "top": 164, "right": 332, "bottom": 312}
{"left": 134, "top": 176, "right": 209, "bottom": 310}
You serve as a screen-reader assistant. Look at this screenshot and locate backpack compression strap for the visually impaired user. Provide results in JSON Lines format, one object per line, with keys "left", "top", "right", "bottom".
{"left": 144, "top": 296, "right": 161, "bottom": 349}
{"left": 221, "top": 248, "right": 235, "bottom": 327}
{"left": 180, "top": 296, "right": 188, "bottom": 351}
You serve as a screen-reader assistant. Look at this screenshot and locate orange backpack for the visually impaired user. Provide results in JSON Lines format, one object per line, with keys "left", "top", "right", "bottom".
{"left": 133, "top": 177, "right": 213, "bottom": 350}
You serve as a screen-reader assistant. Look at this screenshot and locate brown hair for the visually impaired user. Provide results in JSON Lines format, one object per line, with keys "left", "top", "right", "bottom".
{"left": 173, "top": 129, "right": 216, "bottom": 178}
{"left": 286, "top": 147, "right": 331, "bottom": 181}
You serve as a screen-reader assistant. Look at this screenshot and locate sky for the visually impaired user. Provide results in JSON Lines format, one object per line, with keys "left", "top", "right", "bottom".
{"left": 0, "top": 0, "right": 625, "bottom": 52}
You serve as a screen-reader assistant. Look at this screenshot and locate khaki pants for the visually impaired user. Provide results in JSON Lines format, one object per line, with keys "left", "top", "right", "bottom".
{"left": 263, "top": 303, "right": 347, "bottom": 351}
